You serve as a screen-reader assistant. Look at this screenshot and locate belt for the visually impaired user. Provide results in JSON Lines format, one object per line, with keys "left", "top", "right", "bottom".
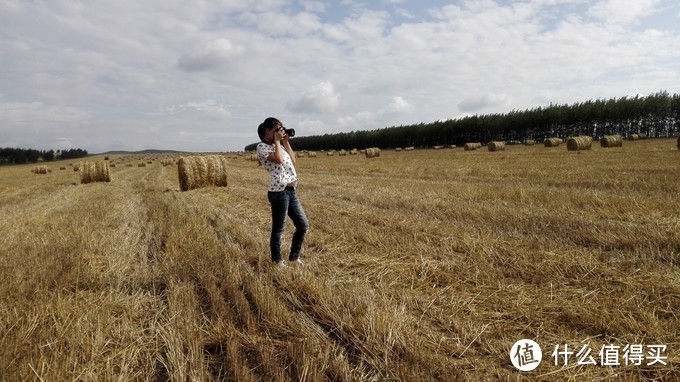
{"left": 285, "top": 185, "right": 296, "bottom": 190}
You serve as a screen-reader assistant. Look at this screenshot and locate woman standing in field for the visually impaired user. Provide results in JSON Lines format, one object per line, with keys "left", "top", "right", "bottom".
{"left": 257, "top": 117, "right": 309, "bottom": 268}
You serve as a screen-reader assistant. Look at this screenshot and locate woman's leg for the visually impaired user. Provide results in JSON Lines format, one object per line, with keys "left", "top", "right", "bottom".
{"left": 286, "top": 189, "right": 309, "bottom": 261}
{"left": 268, "top": 191, "right": 289, "bottom": 263}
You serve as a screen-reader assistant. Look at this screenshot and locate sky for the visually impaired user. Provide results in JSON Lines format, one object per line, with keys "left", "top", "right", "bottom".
{"left": 1, "top": 0, "right": 679, "bottom": 153}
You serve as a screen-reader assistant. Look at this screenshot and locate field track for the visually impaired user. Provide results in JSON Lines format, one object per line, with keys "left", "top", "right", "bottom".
{"left": 1, "top": 138, "right": 678, "bottom": 380}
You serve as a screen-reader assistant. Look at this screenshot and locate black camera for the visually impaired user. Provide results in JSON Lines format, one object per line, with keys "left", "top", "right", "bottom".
{"left": 278, "top": 127, "right": 295, "bottom": 137}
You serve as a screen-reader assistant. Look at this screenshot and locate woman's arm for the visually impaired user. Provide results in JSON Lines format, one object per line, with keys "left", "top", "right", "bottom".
{"left": 266, "top": 129, "right": 286, "bottom": 164}
{"left": 283, "top": 139, "right": 296, "bottom": 164}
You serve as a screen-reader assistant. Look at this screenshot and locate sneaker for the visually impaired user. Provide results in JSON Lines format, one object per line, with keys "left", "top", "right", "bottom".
{"left": 289, "top": 259, "right": 305, "bottom": 266}
{"left": 274, "top": 260, "right": 287, "bottom": 269}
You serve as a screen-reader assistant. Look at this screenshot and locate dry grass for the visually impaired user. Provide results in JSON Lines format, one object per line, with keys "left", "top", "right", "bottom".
{"left": 1, "top": 139, "right": 678, "bottom": 381}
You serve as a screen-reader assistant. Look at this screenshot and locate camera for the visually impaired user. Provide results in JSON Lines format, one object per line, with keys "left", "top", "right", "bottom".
{"left": 278, "top": 127, "right": 295, "bottom": 138}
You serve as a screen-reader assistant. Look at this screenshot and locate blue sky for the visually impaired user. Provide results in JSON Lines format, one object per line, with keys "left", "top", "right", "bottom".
{"left": 1, "top": 0, "right": 679, "bottom": 152}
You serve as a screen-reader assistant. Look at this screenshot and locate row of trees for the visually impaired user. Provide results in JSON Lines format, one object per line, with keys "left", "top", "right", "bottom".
{"left": 0, "top": 148, "right": 88, "bottom": 165}
{"left": 245, "top": 91, "right": 680, "bottom": 151}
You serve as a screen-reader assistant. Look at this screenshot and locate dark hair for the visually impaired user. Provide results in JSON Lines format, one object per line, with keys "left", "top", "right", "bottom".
{"left": 257, "top": 117, "right": 281, "bottom": 142}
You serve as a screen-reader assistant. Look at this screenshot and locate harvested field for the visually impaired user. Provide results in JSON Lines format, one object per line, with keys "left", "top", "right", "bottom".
{"left": 0, "top": 138, "right": 678, "bottom": 380}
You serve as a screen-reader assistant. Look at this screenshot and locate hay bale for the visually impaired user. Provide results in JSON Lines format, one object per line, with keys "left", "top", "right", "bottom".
{"left": 326, "top": 151, "right": 335, "bottom": 156}
{"left": 365, "top": 147, "right": 381, "bottom": 158}
{"left": 32, "top": 165, "right": 48, "bottom": 174}
{"left": 677, "top": 135, "right": 680, "bottom": 150}
{"left": 567, "top": 136, "right": 593, "bottom": 151}
{"left": 464, "top": 142, "right": 482, "bottom": 151}
{"left": 524, "top": 140, "right": 535, "bottom": 146}
{"left": 80, "top": 161, "right": 111, "bottom": 184}
{"left": 433, "top": 145, "right": 444, "bottom": 150}
{"left": 600, "top": 135, "right": 623, "bottom": 148}
{"left": 544, "top": 138, "right": 562, "bottom": 147}
{"left": 177, "top": 155, "right": 228, "bottom": 191}
{"left": 349, "top": 149, "right": 358, "bottom": 155}
{"left": 488, "top": 141, "right": 506, "bottom": 152}
{"left": 628, "top": 134, "right": 640, "bottom": 141}
{"left": 405, "top": 146, "right": 415, "bottom": 151}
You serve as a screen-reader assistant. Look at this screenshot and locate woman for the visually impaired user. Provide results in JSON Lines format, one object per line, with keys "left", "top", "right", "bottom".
{"left": 256, "top": 117, "right": 309, "bottom": 268}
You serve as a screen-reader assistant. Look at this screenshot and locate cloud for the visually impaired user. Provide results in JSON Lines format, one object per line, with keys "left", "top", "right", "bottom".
{"left": 287, "top": 81, "right": 340, "bottom": 114}
{"left": 336, "top": 96, "right": 412, "bottom": 130}
{"left": 458, "top": 94, "right": 513, "bottom": 113}
{"left": 587, "top": 0, "right": 659, "bottom": 25}
{"left": 0, "top": 102, "right": 90, "bottom": 124}
{"left": 177, "top": 38, "right": 244, "bottom": 72}
{"left": 181, "top": 100, "right": 232, "bottom": 120}
{"left": 1, "top": 0, "right": 678, "bottom": 152}
{"left": 384, "top": 96, "right": 413, "bottom": 114}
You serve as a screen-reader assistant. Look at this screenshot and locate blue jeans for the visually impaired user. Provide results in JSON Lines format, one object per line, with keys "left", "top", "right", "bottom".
{"left": 267, "top": 188, "right": 309, "bottom": 262}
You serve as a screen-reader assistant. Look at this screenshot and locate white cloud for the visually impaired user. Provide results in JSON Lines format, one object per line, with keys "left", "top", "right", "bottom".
{"left": 177, "top": 38, "right": 244, "bottom": 72}
{"left": 458, "top": 94, "right": 513, "bottom": 113}
{"left": 588, "top": 0, "right": 659, "bottom": 25}
{"left": 180, "top": 100, "right": 233, "bottom": 120}
{"left": 287, "top": 81, "right": 340, "bottom": 114}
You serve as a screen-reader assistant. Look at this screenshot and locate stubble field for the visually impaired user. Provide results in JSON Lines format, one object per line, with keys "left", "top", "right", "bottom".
{"left": 0, "top": 138, "right": 678, "bottom": 381}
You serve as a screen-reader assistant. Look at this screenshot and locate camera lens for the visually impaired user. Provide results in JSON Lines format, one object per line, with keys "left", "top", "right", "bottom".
{"left": 286, "top": 128, "right": 295, "bottom": 137}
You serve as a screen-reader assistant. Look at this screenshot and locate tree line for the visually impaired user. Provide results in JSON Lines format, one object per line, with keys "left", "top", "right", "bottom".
{"left": 245, "top": 90, "right": 680, "bottom": 151}
{"left": 0, "top": 148, "right": 89, "bottom": 165}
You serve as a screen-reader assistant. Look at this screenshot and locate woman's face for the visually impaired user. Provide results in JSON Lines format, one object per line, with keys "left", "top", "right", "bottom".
{"left": 265, "top": 121, "right": 282, "bottom": 143}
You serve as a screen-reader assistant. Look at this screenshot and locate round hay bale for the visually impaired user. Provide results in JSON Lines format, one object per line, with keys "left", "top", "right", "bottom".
{"left": 600, "top": 135, "right": 623, "bottom": 148}
{"left": 433, "top": 145, "right": 444, "bottom": 150}
{"left": 566, "top": 136, "right": 593, "bottom": 151}
{"left": 365, "top": 147, "right": 381, "bottom": 158}
{"left": 488, "top": 141, "right": 506, "bottom": 152}
{"left": 544, "top": 138, "right": 561, "bottom": 147}
{"left": 177, "top": 155, "right": 228, "bottom": 191}
{"left": 32, "top": 165, "right": 48, "bottom": 174}
{"left": 307, "top": 151, "right": 317, "bottom": 158}
{"left": 464, "top": 142, "right": 481, "bottom": 151}
{"left": 524, "top": 140, "right": 535, "bottom": 146}
{"left": 638, "top": 133, "right": 648, "bottom": 139}
{"left": 80, "top": 161, "right": 111, "bottom": 184}
{"left": 628, "top": 134, "right": 640, "bottom": 141}
{"left": 405, "top": 146, "right": 415, "bottom": 151}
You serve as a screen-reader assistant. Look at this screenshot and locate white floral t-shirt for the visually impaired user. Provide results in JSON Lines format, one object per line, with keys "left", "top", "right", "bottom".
{"left": 257, "top": 142, "right": 297, "bottom": 192}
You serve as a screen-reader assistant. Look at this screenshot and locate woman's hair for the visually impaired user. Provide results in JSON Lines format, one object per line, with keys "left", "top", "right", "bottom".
{"left": 258, "top": 117, "right": 281, "bottom": 142}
